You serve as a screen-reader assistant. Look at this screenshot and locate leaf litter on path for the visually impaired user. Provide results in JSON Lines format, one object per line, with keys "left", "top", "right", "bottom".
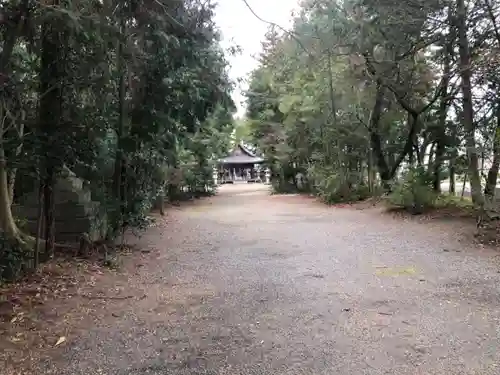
{"left": 54, "top": 336, "right": 66, "bottom": 347}
{"left": 0, "top": 258, "right": 122, "bottom": 373}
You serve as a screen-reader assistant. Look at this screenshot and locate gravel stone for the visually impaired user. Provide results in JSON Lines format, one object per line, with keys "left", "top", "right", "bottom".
{"left": 35, "top": 184, "right": 500, "bottom": 375}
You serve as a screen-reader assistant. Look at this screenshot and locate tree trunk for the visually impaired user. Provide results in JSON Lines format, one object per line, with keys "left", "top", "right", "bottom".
{"left": 368, "top": 81, "right": 392, "bottom": 190}
{"left": 480, "top": 0, "right": 500, "bottom": 211}
{"left": 43, "top": 171, "right": 55, "bottom": 257}
{"left": 484, "top": 103, "right": 500, "bottom": 198}
{"left": 34, "top": 178, "right": 44, "bottom": 268}
{"left": 449, "top": 121, "right": 459, "bottom": 195}
{"left": 433, "top": 17, "right": 452, "bottom": 192}
{"left": 113, "top": 22, "right": 127, "bottom": 202}
{"left": 327, "top": 50, "right": 336, "bottom": 125}
{"left": 433, "top": 133, "right": 446, "bottom": 193}
{"left": 461, "top": 173, "right": 467, "bottom": 198}
{"left": 38, "top": 0, "right": 66, "bottom": 255}
{"left": 449, "top": 163, "right": 456, "bottom": 194}
{"left": 367, "top": 146, "right": 374, "bottom": 192}
{"left": 0, "top": 101, "right": 23, "bottom": 240}
{"left": 158, "top": 194, "right": 165, "bottom": 216}
{"left": 427, "top": 142, "right": 436, "bottom": 171}
{"left": 398, "top": 113, "right": 420, "bottom": 174}
{"left": 407, "top": 113, "right": 415, "bottom": 166}
{"left": 456, "top": 0, "right": 484, "bottom": 208}
{"left": 414, "top": 140, "right": 422, "bottom": 166}
{"left": 0, "top": 149, "right": 19, "bottom": 238}
{"left": 8, "top": 110, "right": 25, "bottom": 204}
{"left": 0, "top": 0, "right": 30, "bottom": 240}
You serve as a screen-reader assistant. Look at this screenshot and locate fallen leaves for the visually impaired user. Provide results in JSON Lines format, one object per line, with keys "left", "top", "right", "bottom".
{"left": 0, "top": 259, "right": 114, "bottom": 371}
{"left": 10, "top": 312, "right": 25, "bottom": 324}
{"left": 54, "top": 336, "right": 66, "bottom": 347}
{"left": 9, "top": 332, "right": 24, "bottom": 343}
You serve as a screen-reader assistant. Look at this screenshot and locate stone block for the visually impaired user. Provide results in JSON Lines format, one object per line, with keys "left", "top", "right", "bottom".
{"left": 24, "top": 217, "right": 90, "bottom": 234}
{"left": 55, "top": 175, "right": 83, "bottom": 191}
{"left": 13, "top": 202, "right": 98, "bottom": 221}
{"left": 14, "top": 170, "right": 108, "bottom": 244}
{"left": 21, "top": 189, "right": 91, "bottom": 207}
{"left": 23, "top": 216, "right": 104, "bottom": 243}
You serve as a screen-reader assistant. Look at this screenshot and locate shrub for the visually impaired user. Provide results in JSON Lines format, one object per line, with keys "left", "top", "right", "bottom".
{"left": 270, "top": 163, "right": 308, "bottom": 194}
{"left": 389, "top": 166, "right": 437, "bottom": 213}
{"left": 271, "top": 178, "right": 299, "bottom": 194}
{"left": 307, "top": 166, "right": 374, "bottom": 204}
{"left": 0, "top": 234, "right": 32, "bottom": 282}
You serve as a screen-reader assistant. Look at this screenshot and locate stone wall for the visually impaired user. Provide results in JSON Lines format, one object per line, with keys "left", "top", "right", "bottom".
{"left": 13, "top": 172, "right": 108, "bottom": 244}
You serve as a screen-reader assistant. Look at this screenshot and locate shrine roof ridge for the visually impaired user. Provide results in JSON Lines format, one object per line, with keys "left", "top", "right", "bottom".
{"left": 217, "top": 143, "right": 264, "bottom": 165}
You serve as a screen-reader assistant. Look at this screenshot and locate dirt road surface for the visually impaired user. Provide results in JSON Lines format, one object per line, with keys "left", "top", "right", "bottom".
{"left": 36, "top": 184, "right": 500, "bottom": 374}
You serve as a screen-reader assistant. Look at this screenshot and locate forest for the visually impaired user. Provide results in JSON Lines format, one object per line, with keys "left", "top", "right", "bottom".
{"left": 0, "top": 0, "right": 236, "bottom": 281}
{"left": 244, "top": 0, "right": 500, "bottom": 218}
{"left": 3, "top": 0, "right": 500, "bottom": 370}
{"left": 2, "top": 0, "right": 500, "bottom": 281}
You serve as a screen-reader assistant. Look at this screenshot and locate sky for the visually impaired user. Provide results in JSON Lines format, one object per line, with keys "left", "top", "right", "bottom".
{"left": 214, "top": 0, "right": 299, "bottom": 118}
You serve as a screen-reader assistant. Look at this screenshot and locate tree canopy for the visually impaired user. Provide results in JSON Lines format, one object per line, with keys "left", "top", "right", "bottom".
{"left": 0, "top": 0, "right": 236, "bottom": 280}
{"left": 245, "top": 0, "right": 500, "bottom": 212}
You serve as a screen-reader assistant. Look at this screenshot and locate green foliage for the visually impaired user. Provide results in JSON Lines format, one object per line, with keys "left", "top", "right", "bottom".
{"left": 233, "top": 118, "right": 252, "bottom": 144}
{"left": 0, "top": 0, "right": 237, "bottom": 279}
{"left": 308, "top": 165, "right": 372, "bottom": 204}
{"left": 269, "top": 162, "right": 305, "bottom": 194}
{"left": 244, "top": 0, "right": 500, "bottom": 208}
{"left": 389, "top": 167, "right": 437, "bottom": 213}
{"left": 0, "top": 234, "right": 31, "bottom": 282}
{"left": 271, "top": 179, "right": 299, "bottom": 194}
{"left": 245, "top": 18, "right": 384, "bottom": 201}
{"left": 434, "top": 194, "right": 474, "bottom": 210}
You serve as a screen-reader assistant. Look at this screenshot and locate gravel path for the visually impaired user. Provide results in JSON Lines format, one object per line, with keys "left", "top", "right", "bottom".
{"left": 39, "top": 184, "right": 500, "bottom": 374}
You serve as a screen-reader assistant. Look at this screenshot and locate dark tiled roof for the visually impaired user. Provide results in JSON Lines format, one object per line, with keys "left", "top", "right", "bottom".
{"left": 218, "top": 143, "right": 264, "bottom": 164}
{"left": 239, "top": 143, "right": 257, "bottom": 157}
